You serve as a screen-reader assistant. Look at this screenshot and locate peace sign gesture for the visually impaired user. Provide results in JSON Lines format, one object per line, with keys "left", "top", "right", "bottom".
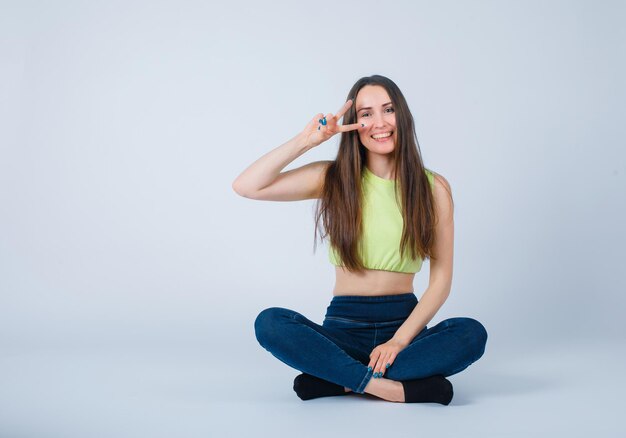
{"left": 301, "top": 99, "right": 365, "bottom": 149}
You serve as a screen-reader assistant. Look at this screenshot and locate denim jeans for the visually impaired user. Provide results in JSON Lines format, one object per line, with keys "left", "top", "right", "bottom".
{"left": 254, "top": 292, "right": 488, "bottom": 394}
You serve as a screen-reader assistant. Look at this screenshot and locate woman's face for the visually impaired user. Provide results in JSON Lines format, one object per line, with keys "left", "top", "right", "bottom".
{"left": 355, "top": 85, "right": 397, "bottom": 154}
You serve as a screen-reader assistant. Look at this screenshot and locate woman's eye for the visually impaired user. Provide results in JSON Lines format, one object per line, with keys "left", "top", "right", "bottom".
{"left": 360, "top": 108, "right": 393, "bottom": 117}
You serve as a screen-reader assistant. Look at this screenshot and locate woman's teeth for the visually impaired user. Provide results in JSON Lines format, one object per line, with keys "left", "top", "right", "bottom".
{"left": 372, "top": 131, "right": 393, "bottom": 141}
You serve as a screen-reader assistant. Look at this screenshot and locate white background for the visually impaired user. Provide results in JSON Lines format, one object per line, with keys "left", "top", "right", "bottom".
{"left": 1, "top": 1, "right": 625, "bottom": 437}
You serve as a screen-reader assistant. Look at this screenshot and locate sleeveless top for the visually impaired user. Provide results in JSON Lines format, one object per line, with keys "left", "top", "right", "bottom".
{"left": 328, "top": 166, "right": 436, "bottom": 274}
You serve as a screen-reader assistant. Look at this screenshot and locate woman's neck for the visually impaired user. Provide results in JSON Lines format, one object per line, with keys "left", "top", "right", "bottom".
{"left": 365, "top": 156, "right": 396, "bottom": 180}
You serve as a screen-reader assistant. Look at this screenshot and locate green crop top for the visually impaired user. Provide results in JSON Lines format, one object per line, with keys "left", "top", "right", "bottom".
{"left": 328, "top": 166, "right": 436, "bottom": 274}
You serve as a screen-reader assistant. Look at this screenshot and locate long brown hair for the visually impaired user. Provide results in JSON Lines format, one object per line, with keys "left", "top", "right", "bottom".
{"left": 313, "top": 75, "right": 450, "bottom": 273}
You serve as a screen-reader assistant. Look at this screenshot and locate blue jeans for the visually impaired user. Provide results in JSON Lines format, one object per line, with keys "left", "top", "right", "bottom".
{"left": 254, "top": 292, "right": 488, "bottom": 394}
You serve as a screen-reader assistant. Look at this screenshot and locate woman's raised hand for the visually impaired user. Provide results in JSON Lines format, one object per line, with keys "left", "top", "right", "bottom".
{"left": 300, "top": 99, "right": 364, "bottom": 149}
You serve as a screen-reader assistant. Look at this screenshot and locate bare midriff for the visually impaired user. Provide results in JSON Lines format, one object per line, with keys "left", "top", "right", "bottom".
{"left": 332, "top": 266, "right": 416, "bottom": 296}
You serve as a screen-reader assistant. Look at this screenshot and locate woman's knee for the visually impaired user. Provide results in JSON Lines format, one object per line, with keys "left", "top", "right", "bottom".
{"left": 254, "top": 307, "right": 294, "bottom": 348}
{"left": 453, "top": 317, "right": 488, "bottom": 359}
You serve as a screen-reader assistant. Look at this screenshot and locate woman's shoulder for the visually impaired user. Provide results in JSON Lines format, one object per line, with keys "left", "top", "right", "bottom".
{"left": 425, "top": 169, "right": 453, "bottom": 215}
{"left": 424, "top": 168, "right": 451, "bottom": 191}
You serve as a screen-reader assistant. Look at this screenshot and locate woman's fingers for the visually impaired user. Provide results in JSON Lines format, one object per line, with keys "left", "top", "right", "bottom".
{"left": 309, "top": 113, "right": 326, "bottom": 139}
{"left": 311, "top": 113, "right": 323, "bottom": 128}
{"left": 336, "top": 99, "right": 364, "bottom": 132}
{"left": 368, "top": 349, "right": 399, "bottom": 378}
{"left": 333, "top": 99, "right": 365, "bottom": 133}
{"left": 337, "top": 122, "right": 364, "bottom": 132}
{"left": 368, "top": 351, "right": 380, "bottom": 375}
{"left": 380, "top": 352, "right": 396, "bottom": 377}
{"left": 387, "top": 352, "right": 397, "bottom": 369}
{"left": 317, "top": 99, "right": 364, "bottom": 135}
{"left": 319, "top": 113, "right": 334, "bottom": 136}
{"left": 369, "top": 350, "right": 388, "bottom": 378}
{"left": 311, "top": 99, "right": 364, "bottom": 141}
{"left": 334, "top": 98, "right": 353, "bottom": 121}
{"left": 377, "top": 353, "right": 391, "bottom": 377}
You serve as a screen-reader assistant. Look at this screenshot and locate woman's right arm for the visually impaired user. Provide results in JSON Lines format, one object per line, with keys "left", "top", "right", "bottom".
{"left": 231, "top": 131, "right": 327, "bottom": 201}
{"left": 232, "top": 100, "right": 361, "bottom": 202}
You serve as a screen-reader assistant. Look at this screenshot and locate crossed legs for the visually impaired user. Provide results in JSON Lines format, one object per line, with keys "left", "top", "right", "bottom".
{"left": 254, "top": 307, "right": 487, "bottom": 402}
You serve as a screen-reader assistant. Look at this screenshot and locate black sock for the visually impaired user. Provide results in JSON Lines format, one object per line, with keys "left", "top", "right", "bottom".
{"left": 293, "top": 373, "right": 349, "bottom": 400}
{"left": 400, "top": 375, "right": 454, "bottom": 405}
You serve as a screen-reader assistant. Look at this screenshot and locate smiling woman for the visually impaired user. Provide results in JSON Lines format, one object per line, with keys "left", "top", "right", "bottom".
{"left": 233, "top": 74, "right": 487, "bottom": 405}
{"left": 357, "top": 98, "right": 397, "bottom": 147}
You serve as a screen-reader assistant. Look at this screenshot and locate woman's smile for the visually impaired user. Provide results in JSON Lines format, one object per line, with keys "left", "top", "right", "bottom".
{"left": 371, "top": 131, "right": 394, "bottom": 142}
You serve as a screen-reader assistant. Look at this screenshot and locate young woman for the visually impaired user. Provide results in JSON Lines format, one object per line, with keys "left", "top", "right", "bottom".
{"left": 232, "top": 75, "right": 487, "bottom": 404}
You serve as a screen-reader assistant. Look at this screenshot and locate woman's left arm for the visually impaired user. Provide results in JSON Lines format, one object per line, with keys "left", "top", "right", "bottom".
{"left": 392, "top": 173, "right": 455, "bottom": 347}
{"left": 367, "top": 173, "right": 455, "bottom": 375}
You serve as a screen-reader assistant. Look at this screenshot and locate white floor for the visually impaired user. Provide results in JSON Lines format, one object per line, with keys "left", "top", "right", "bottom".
{"left": 1, "top": 337, "right": 624, "bottom": 438}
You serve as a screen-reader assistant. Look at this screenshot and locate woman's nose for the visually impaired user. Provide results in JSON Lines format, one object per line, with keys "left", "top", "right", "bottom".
{"left": 372, "top": 113, "right": 386, "bottom": 127}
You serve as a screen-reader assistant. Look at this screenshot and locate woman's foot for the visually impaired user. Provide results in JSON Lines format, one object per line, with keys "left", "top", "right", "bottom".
{"left": 293, "top": 373, "right": 350, "bottom": 400}
{"left": 364, "top": 375, "right": 453, "bottom": 404}
{"left": 401, "top": 375, "right": 453, "bottom": 405}
{"left": 363, "top": 377, "right": 405, "bottom": 402}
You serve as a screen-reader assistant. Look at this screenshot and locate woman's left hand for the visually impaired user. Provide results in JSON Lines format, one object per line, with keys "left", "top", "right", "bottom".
{"left": 368, "top": 339, "right": 408, "bottom": 378}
